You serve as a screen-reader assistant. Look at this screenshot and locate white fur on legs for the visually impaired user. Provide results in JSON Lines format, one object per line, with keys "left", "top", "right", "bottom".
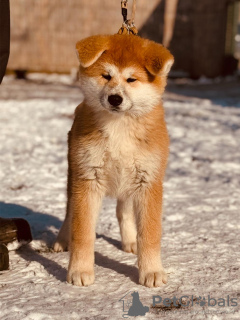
{"left": 116, "top": 198, "right": 137, "bottom": 254}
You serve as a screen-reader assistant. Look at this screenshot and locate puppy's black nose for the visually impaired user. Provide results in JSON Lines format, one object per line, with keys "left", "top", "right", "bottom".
{"left": 108, "top": 95, "right": 123, "bottom": 108}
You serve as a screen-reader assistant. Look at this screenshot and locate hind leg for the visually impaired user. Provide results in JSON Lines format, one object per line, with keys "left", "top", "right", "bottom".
{"left": 117, "top": 198, "right": 137, "bottom": 254}
{"left": 53, "top": 201, "right": 71, "bottom": 252}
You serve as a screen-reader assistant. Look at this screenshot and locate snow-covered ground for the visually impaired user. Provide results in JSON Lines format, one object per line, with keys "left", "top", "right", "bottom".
{"left": 0, "top": 75, "right": 240, "bottom": 320}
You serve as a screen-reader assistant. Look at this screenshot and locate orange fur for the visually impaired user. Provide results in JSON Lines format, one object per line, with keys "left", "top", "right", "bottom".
{"left": 54, "top": 34, "right": 173, "bottom": 288}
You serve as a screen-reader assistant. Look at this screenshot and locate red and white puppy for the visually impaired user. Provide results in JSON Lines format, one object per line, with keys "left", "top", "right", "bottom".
{"left": 54, "top": 34, "right": 174, "bottom": 288}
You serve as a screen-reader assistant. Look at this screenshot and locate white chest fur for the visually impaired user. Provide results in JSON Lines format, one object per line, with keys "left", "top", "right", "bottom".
{"left": 77, "top": 115, "right": 161, "bottom": 198}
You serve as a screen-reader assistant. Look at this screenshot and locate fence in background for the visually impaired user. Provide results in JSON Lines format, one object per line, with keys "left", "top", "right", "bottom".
{"left": 8, "top": 0, "right": 160, "bottom": 73}
{"left": 8, "top": 0, "right": 240, "bottom": 77}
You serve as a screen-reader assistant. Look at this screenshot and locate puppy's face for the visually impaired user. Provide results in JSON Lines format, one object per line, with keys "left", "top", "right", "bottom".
{"left": 76, "top": 35, "right": 174, "bottom": 117}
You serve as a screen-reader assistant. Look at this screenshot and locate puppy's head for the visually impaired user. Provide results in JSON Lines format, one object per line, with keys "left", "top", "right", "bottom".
{"left": 76, "top": 34, "right": 173, "bottom": 116}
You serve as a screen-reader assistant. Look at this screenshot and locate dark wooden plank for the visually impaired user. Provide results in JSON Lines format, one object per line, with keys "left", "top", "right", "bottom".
{"left": 0, "top": 218, "right": 32, "bottom": 245}
{"left": 0, "top": 244, "right": 9, "bottom": 271}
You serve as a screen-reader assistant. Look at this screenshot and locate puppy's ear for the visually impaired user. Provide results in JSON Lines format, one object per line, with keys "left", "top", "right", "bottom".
{"left": 76, "top": 35, "right": 109, "bottom": 68}
{"left": 145, "top": 41, "right": 174, "bottom": 76}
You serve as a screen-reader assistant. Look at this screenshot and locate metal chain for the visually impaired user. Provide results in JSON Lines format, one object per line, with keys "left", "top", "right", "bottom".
{"left": 118, "top": 0, "right": 138, "bottom": 35}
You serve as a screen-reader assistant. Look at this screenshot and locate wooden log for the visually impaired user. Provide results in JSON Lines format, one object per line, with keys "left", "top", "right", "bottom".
{"left": 0, "top": 218, "right": 32, "bottom": 245}
{"left": 0, "top": 244, "right": 9, "bottom": 271}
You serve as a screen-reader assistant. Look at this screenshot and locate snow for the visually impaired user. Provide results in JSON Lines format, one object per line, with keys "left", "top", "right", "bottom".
{"left": 0, "top": 75, "right": 240, "bottom": 319}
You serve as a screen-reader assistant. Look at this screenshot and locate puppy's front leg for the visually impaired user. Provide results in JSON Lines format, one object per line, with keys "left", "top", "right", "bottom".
{"left": 135, "top": 181, "right": 167, "bottom": 288}
{"left": 67, "top": 181, "right": 102, "bottom": 287}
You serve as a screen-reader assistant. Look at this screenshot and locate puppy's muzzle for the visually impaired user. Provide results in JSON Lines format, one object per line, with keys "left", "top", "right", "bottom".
{"left": 108, "top": 94, "right": 123, "bottom": 111}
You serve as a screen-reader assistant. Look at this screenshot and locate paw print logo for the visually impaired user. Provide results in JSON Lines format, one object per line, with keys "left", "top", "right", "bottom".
{"left": 196, "top": 296, "right": 206, "bottom": 306}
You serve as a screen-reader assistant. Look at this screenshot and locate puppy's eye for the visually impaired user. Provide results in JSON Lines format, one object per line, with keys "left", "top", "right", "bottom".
{"left": 127, "top": 78, "right": 137, "bottom": 83}
{"left": 102, "top": 74, "right": 111, "bottom": 81}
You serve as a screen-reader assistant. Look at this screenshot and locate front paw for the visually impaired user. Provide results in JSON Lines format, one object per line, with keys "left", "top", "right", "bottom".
{"left": 139, "top": 269, "right": 167, "bottom": 288}
{"left": 67, "top": 268, "right": 95, "bottom": 287}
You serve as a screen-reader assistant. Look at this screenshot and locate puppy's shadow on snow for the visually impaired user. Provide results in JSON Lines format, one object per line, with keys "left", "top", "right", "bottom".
{"left": 95, "top": 251, "right": 139, "bottom": 284}
{"left": 96, "top": 233, "right": 121, "bottom": 250}
{"left": 96, "top": 234, "right": 139, "bottom": 284}
{"left": 18, "top": 244, "right": 67, "bottom": 282}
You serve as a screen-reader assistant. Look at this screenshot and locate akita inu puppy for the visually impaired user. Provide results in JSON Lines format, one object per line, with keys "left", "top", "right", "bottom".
{"left": 54, "top": 34, "right": 174, "bottom": 288}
